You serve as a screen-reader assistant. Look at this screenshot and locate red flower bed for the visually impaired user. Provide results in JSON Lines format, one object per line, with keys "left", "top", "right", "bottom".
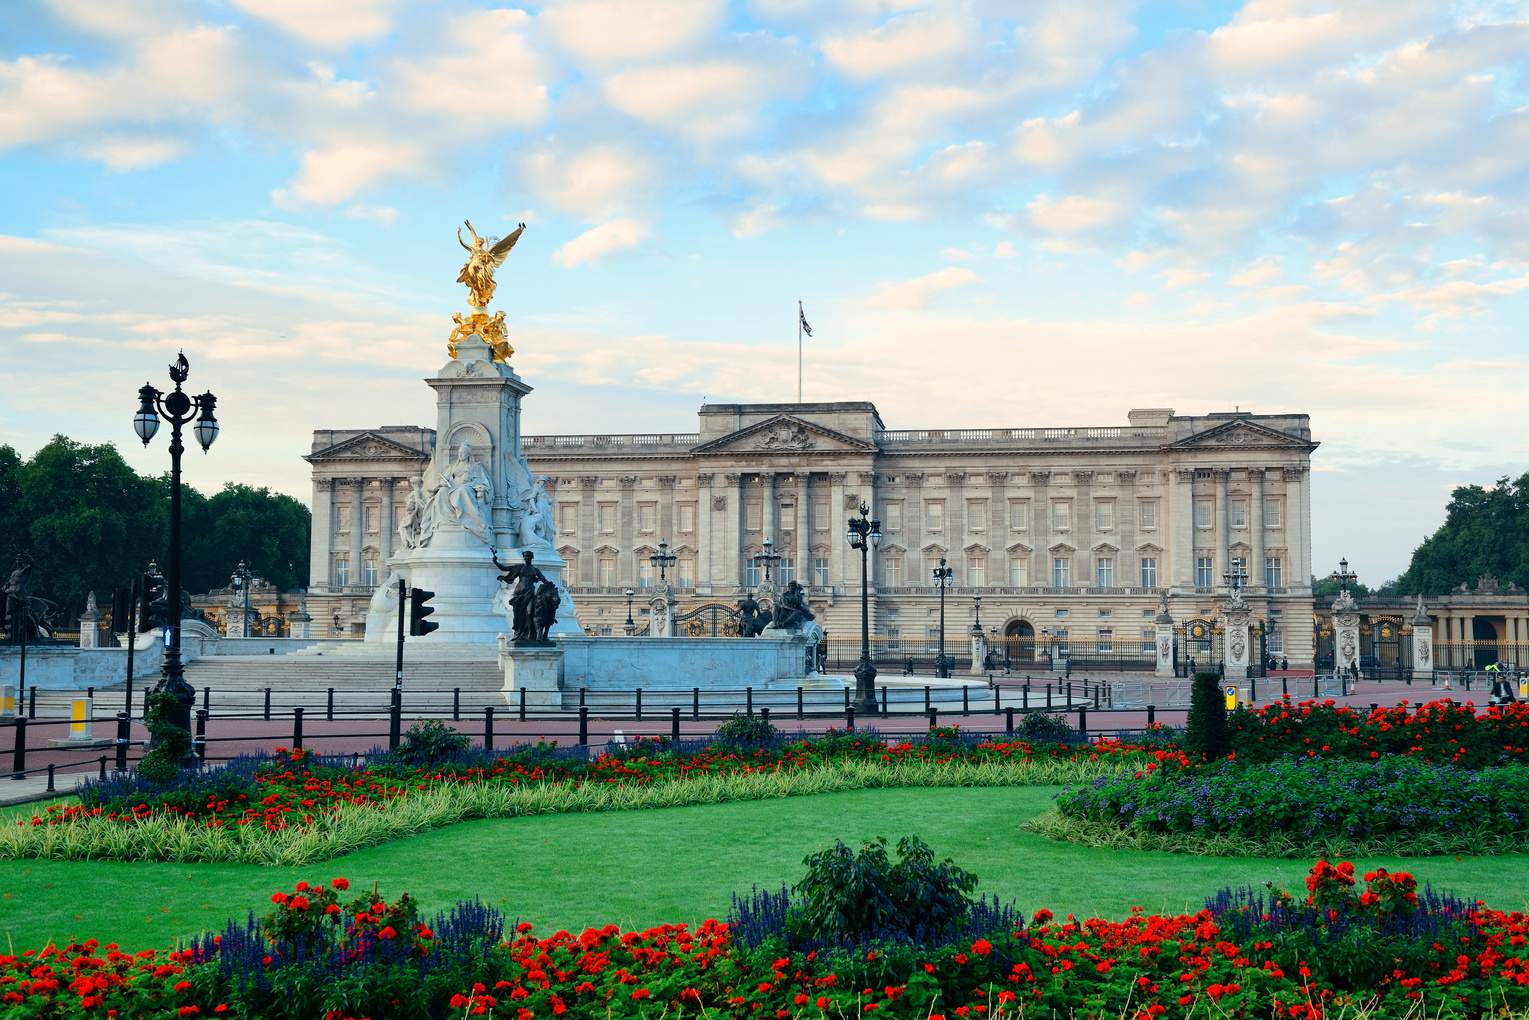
{"left": 1230, "top": 698, "right": 1529, "bottom": 767}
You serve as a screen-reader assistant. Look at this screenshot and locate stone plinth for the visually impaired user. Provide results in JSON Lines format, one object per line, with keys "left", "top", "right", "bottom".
{"left": 1332, "top": 589, "right": 1360, "bottom": 674}
{"left": 499, "top": 637, "right": 563, "bottom": 709}
{"left": 969, "top": 627, "right": 986, "bottom": 675}
{"left": 78, "top": 593, "right": 102, "bottom": 649}
{"left": 1412, "top": 596, "right": 1434, "bottom": 681}
{"left": 1223, "top": 608, "right": 1250, "bottom": 680}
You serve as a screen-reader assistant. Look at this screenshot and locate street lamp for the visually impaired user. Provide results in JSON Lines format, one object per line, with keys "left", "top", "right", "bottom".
{"left": 230, "top": 560, "right": 258, "bottom": 638}
{"left": 1331, "top": 557, "right": 1357, "bottom": 594}
{"left": 132, "top": 351, "right": 218, "bottom": 766}
{"left": 649, "top": 539, "right": 677, "bottom": 583}
{"left": 752, "top": 537, "right": 782, "bottom": 586}
{"left": 846, "top": 500, "right": 882, "bottom": 713}
{"left": 1222, "top": 562, "right": 1249, "bottom": 595}
{"left": 932, "top": 556, "right": 955, "bottom": 678}
{"left": 624, "top": 588, "right": 636, "bottom": 636}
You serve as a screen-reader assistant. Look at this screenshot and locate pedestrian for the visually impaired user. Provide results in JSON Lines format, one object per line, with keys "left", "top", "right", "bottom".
{"left": 1003, "top": 657, "right": 1012, "bottom": 677}
{"left": 904, "top": 655, "right": 914, "bottom": 676}
{"left": 1218, "top": 660, "right": 1225, "bottom": 680}
{"left": 1280, "top": 656, "right": 1288, "bottom": 672}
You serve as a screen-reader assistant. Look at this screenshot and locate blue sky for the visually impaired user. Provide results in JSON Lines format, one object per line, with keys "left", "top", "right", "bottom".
{"left": 3, "top": 0, "right": 1529, "bottom": 585}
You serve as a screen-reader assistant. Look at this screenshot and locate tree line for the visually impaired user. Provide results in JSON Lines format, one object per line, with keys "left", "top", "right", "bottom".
{"left": 1394, "top": 472, "right": 1529, "bottom": 596}
{"left": 2, "top": 436, "right": 310, "bottom": 623}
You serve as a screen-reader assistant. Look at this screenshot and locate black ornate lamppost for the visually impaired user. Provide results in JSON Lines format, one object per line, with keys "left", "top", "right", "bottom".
{"left": 1222, "top": 562, "right": 1249, "bottom": 596}
{"left": 649, "top": 539, "right": 677, "bottom": 583}
{"left": 751, "top": 537, "right": 782, "bottom": 587}
{"left": 624, "top": 587, "right": 636, "bottom": 636}
{"left": 846, "top": 501, "right": 881, "bottom": 713}
{"left": 1331, "top": 557, "right": 1357, "bottom": 594}
{"left": 133, "top": 352, "right": 218, "bottom": 759}
{"left": 230, "top": 559, "right": 258, "bottom": 638}
{"left": 932, "top": 556, "right": 955, "bottom": 678}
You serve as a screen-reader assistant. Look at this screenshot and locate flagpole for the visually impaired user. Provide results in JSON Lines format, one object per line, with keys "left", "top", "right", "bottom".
{"left": 797, "top": 299, "right": 803, "bottom": 403}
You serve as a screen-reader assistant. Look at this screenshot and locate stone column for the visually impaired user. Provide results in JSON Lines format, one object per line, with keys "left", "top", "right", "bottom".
{"left": 380, "top": 477, "right": 395, "bottom": 565}
{"left": 1172, "top": 468, "right": 1194, "bottom": 590}
{"left": 1411, "top": 597, "right": 1434, "bottom": 681}
{"left": 619, "top": 476, "right": 637, "bottom": 586}
{"left": 906, "top": 473, "right": 925, "bottom": 586}
{"left": 348, "top": 478, "right": 364, "bottom": 588}
{"left": 1216, "top": 468, "right": 1230, "bottom": 580}
{"left": 1250, "top": 468, "right": 1265, "bottom": 592}
{"left": 969, "top": 624, "right": 986, "bottom": 675}
{"left": 1224, "top": 599, "right": 1251, "bottom": 680}
{"left": 658, "top": 476, "right": 676, "bottom": 544}
{"left": 579, "top": 477, "right": 598, "bottom": 584}
{"left": 648, "top": 590, "right": 674, "bottom": 637}
{"left": 947, "top": 472, "right": 967, "bottom": 581}
{"left": 311, "top": 478, "right": 334, "bottom": 589}
{"left": 1074, "top": 471, "right": 1094, "bottom": 587}
{"left": 78, "top": 591, "right": 102, "bottom": 649}
{"left": 723, "top": 474, "right": 742, "bottom": 586}
{"left": 828, "top": 472, "right": 847, "bottom": 588}
{"left": 1154, "top": 594, "right": 1175, "bottom": 677}
{"left": 987, "top": 473, "right": 1008, "bottom": 560}
{"left": 1333, "top": 590, "right": 1360, "bottom": 674}
{"left": 1285, "top": 466, "right": 1311, "bottom": 593}
{"left": 795, "top": 473, "right": 811, "bottom": 585}
{"left": 1462, "top": 612, "right": 1475, "bottom": 667}
{"left": 696, "top": 473, "right": 714, "bottom": 593}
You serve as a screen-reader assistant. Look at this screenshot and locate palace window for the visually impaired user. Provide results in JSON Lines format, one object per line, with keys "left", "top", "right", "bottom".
{"left": 1231, "top": 498, "right": 1247, "bottom": 528}
{"left": 559, "top": 504, "right": 578, "bottom": 532}
{"left": 1009, "top": 556, "right": 1028, "bottom": 587}
{"left": 1051, "top": 501, "right": 1071, "bottom": 530}
{"left": 393, "top": 505, "right": 406, "bottom": 533}
{"left": 926, "top": 628, "right": 941, "bottom": 652}
{"left": 638, "top": 503, "right": 656, "bottom": 533}
{"left": 884, "top": 555, "right": 901, "bottom": 587}
{"left": 1053, "top": 557, "right": 1070, "bottom": 587}
{"left": 598, "top": 557, "right": 615, "bottom": 586}
{"left": 677, "top": 557, "right": 694, "bottom": 587}
{"left": 564, "top": 552, "right": 579, "bottom": 582}
{"left": 1140, "top": 557, "right": 1158, "bottom": 588}
{"left": 779, "top": 505, "right": 796, "bottom": 531}
{"left": 967, "top": 501, "right": 986, "bottom": 531}
{"left": 1270, "top": 630, "right": 1284, "bottom": 653}
{"left": 745, "top": 562, "right": 761, "bottom": 587}
{"left": 1096, "top": 557, "right": 1114, "bottom": 587}
{"left": 637, "top": 561, "right": 653, "bottom": 588}
{"left": 1194, "top": 498, "right": 1213, "bottom": 528}
{"left": 1264, "top": 499, "right": 1282, "bottom": 528}
{"left": 1195, "top": 556, "right": 1214, "bottom": 587}
{"left": 364, "top": 506, "right": 379, "bottom": 533}
{"left": 363, "top": 558, "right": 379, "bottom": 587}
{"left": 925, "top": 501, "right": 944, "bottom": 531}
{"left": 678, "top": 503, "right": 696, "bottom": 532}
{"left": 334, "top": 506, "right": 351, "bottom": 534}
{"left": 1095, "top": 501, "right": 1114, "bottom": 531}
{"left": 814, "top": 500, "right": 829, "bottom": 529}
{"left": 1142, "top": 628, "right": 1155, "bottom": 641}
{"left": 1195, "top": 469, "right": 1212, "bottom": 479}
{"left": 1265, "top": 556, "right": 1283, "bottom": 587}
{"left": 333, "top": 556, "right": 350, "bottom": 587}
{"left": 1009, "top": 500, "right": 1028, "bottom": 531}
{"left": 1097, "top": 628, "right": 1113, "bottom": 653}
{"left": 1055, "top": 627, "right": 1070, "bottom": 656}
{"left": 1095, "top": 472, "right": 1114, "bottom": 484}
{"left": 967, "top": 554, "right": 985, "bottom": 587}
{"left": 884, "top": 502, "right": 902, "bottom": 531}
{"left": 779, "top": 558, "right": 795, "bottom": 586}
{"left": 814, "top": 558, "right": 830, "bottom": 586}
{"left": 745, "top": 501, "right": 762, "bottom": 531}
{"left": 1138, "top": 500, "right": 1156, "bottom": 529}
{"left": 598, "top": 504, "right": 615, "bottom": 533}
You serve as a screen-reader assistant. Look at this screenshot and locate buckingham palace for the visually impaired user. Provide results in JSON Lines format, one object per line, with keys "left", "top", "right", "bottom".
{"left": 301, "top": 401, "right": 1318, "bottom": 670}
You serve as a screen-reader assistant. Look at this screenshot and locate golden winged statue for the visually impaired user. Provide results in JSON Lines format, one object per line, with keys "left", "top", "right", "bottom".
{"left": 457, "top": 219, "right": 525, "bottom": 310}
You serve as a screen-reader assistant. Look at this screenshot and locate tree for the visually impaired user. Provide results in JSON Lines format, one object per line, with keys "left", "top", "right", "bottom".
{"left": 182, "top": 483, "right": 311, "bottom": 595}
{"left": 1311, "top": 575, "right": 1370, "bottom": 599}
{"left": 1183, "top": 671, "right": 1231, "bottom": 761}
{"left": 1397, "top": 474, "right": 1529, "bottom": 596}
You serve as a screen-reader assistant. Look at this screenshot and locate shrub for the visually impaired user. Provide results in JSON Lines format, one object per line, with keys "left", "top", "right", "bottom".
{"left": 135, "top": 690, "right": 194, "bottom": 781}
{"left": 713, "top": 711, "right": 779, "bottom": 745}
{"left": 789, "top": 835, "right": 978, "bottom": 943}
{"left": 392, "top": 719, "right": 470, "bottom": 765}
{"left": 1229, "top": 697, "right": 1529, "bottom": 767}
{"left": 1016, "top": 711, "right": 1074, "bottom": 742}
{"left": 1183, "top": 671, "right": 1230, "bottom": 760}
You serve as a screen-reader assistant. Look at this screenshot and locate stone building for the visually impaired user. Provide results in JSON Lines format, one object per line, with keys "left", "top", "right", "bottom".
{"left": 303, "top": 402, "right": 1318, "bottom": 668}
{"left": 1313, "top": 574, "right": 1529, "bottom": 673}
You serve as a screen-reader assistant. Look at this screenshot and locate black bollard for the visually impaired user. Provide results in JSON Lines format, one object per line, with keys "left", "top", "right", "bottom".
{"left": 746, "top": 687, "right": 754, "bottom": 718}
{"left": 328, "top": 687, "right": 335, "bottom": 722}
{"left": 264, "top": 687, "right": 272, "bottom": 721}
{"left": 452, "top": 687, "right": 460, "bottom": 722}
{"left": 579, "top": 705, "right": 589, "bottom": 745}
{"left": 1005, "top": 707, "right": 1014, "bottom": 734}
{"left": 671, "top": 706, "right": 681, "bottom": 743}
{"left": 292, "top": 707, "right": 304, "bottom": 751}
{"left": 195, "top": 708, "right": 207, "bottom": 761}
{"left": 116, "top": 712, "right": 130, "bottom": 771}
{"left": 484, "top": 706, "right": 495, "bottom": 752}
{"left": 388, "top": 688, "right": 401, "bottom": 750}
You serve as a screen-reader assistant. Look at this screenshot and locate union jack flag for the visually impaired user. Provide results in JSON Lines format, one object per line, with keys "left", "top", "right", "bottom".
{"left": 799, "top": 306, "right": 812, "bottom": 336}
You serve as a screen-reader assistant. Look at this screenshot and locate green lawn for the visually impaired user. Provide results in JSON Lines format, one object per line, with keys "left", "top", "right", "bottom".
{"left": 4, "top": 786, "right": 1525, "bottom": 954}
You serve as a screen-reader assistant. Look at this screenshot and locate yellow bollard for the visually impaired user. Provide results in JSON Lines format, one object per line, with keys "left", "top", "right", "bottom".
{"left": 1224, "top": 685, "right": 1238, "bottom": 711}
{"left": 70, "top": 697, "right": 94, "bottom": 741}
{"left": 0, "top": 684, "right": 13, "bottom": 717}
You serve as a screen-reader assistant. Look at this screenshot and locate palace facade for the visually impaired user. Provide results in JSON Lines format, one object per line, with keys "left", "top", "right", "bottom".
{"left": 300, "top": 402, "right": 1320, "bottom": 669}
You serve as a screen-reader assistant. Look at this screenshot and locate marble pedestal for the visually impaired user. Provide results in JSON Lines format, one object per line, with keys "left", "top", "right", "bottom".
{"left": 499, "top": 637, "right": 563, "bottom": 709}
{"left": 1224, "top": 608, "right": 1251, "bottom": 680}
{"left": 969, "top": 628, "right": 986, "bottom": 675}
{"left": 1332, "top": 590, "right": 1361, "bottom": 675}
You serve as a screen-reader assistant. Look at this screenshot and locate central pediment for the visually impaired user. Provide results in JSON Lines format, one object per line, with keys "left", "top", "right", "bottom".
{"left": 1169, "top": 419, "right": 1316, "bottom": 450}
{"left": 306, "top": 432, "right": 431, "bottom": 463}
{"left": 692, "top": 415, "right": 876, "bottom": 455}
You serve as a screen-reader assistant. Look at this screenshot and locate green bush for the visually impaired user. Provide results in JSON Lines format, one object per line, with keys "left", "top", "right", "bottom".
{"left": 393, "top": 719, "right": 471, "bottom": 765}
{"left": 789, "top": 835, "right": 977, "bottom": 942}
{"left": 1183, "top": 671, "right": 1230, "bottom": 761}
{"left": 1016, "top": 711, "right": 1074, "bottom": 742}
{"left": 714, "top": 712, "right": 779, "bottom": 745}
{"left": 136, "top": 691, "right": 193, "bottom": 781}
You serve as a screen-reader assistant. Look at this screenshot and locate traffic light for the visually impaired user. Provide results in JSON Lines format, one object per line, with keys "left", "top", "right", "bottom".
{"left": 408, "top": 588, "right": 438, "bottom": 636}
{"left": 111, "top": 587, "right": 132, "bottom": 631}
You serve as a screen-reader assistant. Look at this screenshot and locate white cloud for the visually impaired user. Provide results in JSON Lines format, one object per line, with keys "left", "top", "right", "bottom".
{"left": 540, "top": 0, "right": 725, "bottom": 68}
{"left": 603, "top": 58, "right": 797, "bottom": 138}
{"left": 731, "top": 204, "right": 783, "bottom": 238}
{"left": 940, "top": 248, "right": 975, "bottom": 261}
{"left": 869, "top": 267, "right": 980, "bottom": 308}
{"left": 552, "top": 219, "right": 647, "bottom": 267}
{"left": 230, "top": 0, "right": 396, "bottom": 47}
{"left": 524, "top": 146, "right": 655, "bottom": 220}
{"left": 78, "top": 135, "right": 185, "bottom": 171}
{"left": 393, "top": 10, "right": 550, "bottom": 131}
{"left": 271, "top": 143, "right": 427, "bottom": 209}
{"left": 821, "top": 10, "right": 977, "bottom": 82}
{"left": 993, "top": 241, "right": 1018, "bottom": 258}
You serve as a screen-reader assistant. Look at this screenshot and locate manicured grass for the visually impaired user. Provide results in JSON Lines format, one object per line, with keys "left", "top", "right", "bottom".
{"left": 4, "top": 786, "right": 1525, "bottom": 955}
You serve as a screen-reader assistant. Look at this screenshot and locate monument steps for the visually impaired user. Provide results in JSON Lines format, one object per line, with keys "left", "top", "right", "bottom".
{"left": 182, "top": 655, "right": 500, "bottom": 693}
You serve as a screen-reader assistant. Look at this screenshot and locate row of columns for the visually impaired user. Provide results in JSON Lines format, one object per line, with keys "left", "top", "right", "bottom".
{"left": 315, "top": 476, "right": 404, "bottom": 588}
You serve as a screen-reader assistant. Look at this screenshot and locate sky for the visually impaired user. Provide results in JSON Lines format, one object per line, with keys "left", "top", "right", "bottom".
{"left": 2, "top": 0, "right": 1529, "bottom": 586}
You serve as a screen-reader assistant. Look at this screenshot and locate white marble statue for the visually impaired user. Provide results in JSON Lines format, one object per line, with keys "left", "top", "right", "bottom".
{"left": 420, "top": 442, "right": 493, "bottom": 545}
{"left": 398, "top": 476, "right": 426, "bottom": 549}
{"left": 531, "top": 474, "right": 555, "bottom": 546}
{"left": 369, "top": 569, "right": 401, "bottom": 615}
